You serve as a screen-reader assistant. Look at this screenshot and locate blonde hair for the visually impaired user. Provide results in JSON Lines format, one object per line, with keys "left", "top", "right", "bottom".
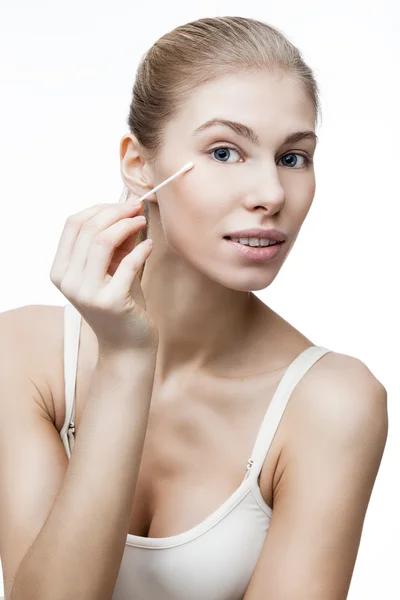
{"left": 119, "top": 16, "right": 322, "bottom": 280}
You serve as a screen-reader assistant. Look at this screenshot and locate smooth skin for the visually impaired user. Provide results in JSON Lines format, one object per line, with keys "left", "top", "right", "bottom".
{"left": 0, "top": 68, "right": 388, "bottom": 600}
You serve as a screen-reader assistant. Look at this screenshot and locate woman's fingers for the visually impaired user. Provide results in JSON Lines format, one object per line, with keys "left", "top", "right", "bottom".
{"left": 50, "top": 203, "right": 115, "bottom": 284}
{"left": 49, "top": 196, "right": 157, "bottom": 354}
{"left": 51, "top": 202, "right": 143, "bottom": 286}
{"left": 67, "top": 203, "right": 143, "bottom": 275}
{"left": 103, "top": 238, "right": 153, "bottom": 303}
{"left": 82, "top": 215, "right": 147, "bottom": 287}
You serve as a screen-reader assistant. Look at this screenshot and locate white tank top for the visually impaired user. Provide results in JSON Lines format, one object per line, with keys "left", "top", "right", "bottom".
{"left": 60, "top": 302, "right": 331, "bottom": 600}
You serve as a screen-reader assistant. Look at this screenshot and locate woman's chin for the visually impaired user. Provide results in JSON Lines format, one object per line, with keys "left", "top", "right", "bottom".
{"left": 208, "top": 270, "right": 278, "bottom": 292}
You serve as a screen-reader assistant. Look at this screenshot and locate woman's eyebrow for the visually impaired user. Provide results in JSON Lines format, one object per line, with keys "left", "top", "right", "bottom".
{"left": 192, "top": 118, "right": 318, "bottom": 146}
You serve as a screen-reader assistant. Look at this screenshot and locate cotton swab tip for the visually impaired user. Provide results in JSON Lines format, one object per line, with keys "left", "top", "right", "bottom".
{"left": 180, "top": 161, "right": 195, "bottom": 173}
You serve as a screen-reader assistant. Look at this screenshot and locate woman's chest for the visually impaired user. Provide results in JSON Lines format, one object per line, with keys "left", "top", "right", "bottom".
{"left": 70, "top": 360, "right": 282, "bottom": 538}
{"left": 129, "top": 396, "right": 279, "bottom": 537}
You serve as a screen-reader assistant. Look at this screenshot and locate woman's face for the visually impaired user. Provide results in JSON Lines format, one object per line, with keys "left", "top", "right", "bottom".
{"left": 146, "top": 69, "right": 318, "bottom": 292}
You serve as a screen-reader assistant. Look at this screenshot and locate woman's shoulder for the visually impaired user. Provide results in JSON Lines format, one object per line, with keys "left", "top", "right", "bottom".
{"left": 0, "top": 304, "right": 98, "bottom": 434}
{"left": 282, "top": 348, "right": 386, "bottom": 452}
{"left": 0, "top": 305, "right": 66, "bottom": 427}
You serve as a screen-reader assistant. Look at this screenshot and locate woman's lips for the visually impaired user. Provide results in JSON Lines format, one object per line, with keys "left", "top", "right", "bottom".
{"left": 223, "top": 238, "right": 284, "bottom": 261}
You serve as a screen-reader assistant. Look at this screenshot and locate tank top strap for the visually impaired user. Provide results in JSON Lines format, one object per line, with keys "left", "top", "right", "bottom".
{"left": 245, "top": 345, "right": 332, "bottom": 482}
{"left": 60, "top": 303, "right": 82, "bottom": 459}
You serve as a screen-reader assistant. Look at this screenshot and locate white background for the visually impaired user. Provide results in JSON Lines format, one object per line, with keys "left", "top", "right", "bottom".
{"left": 0, "top": 1, "right": 399, "bottom": 598}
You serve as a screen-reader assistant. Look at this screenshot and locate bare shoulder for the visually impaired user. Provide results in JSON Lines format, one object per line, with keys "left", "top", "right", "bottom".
{"left": 0, "top": 305, "right": 66, "bottom": 424}
{"left": 0, "top": 304, "right": 99, "bottom": 434}
{"left": 280, "top": 350, "right": 388, "bottom": 471}
{"left": 298, "top": 349, "right": 387, "bottom": 414}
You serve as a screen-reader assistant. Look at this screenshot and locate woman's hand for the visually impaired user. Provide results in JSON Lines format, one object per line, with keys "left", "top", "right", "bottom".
{"left": 50, "top": 200, "right": 159, "bottom": 357}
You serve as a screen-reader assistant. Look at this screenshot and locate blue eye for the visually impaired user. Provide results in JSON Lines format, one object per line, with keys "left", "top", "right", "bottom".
{"left": 210, "top": 146, "right": 241, "bottom": 163}
{"left": 210, "top": 146, "right": 313, "bottom": 168}
{"left": 210, "top": 146, "right": 239, "bottom": 162}
{"left": 279, "top": 153, "right": 312, "bottom": 169}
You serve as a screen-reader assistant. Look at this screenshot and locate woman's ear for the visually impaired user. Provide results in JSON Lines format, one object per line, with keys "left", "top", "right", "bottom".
{"left": 119, "top": 133, "right": 157, "bottom": 202}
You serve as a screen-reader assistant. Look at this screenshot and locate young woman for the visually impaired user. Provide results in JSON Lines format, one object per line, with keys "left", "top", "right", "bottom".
{"left": 0, "top": 16, "right": 388, "bottom": 600}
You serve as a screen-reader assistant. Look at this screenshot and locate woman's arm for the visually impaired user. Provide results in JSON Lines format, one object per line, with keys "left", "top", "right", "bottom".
{"left": 8, "top": 350, "right": 156, "bottom": 600}
{"left": 243, "top": 355, "right": 388, "bottom": 600}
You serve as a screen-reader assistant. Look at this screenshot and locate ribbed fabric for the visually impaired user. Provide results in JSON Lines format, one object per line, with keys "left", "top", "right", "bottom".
{"left": 61, "top": 302, "right": 331, "bottom": 600}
